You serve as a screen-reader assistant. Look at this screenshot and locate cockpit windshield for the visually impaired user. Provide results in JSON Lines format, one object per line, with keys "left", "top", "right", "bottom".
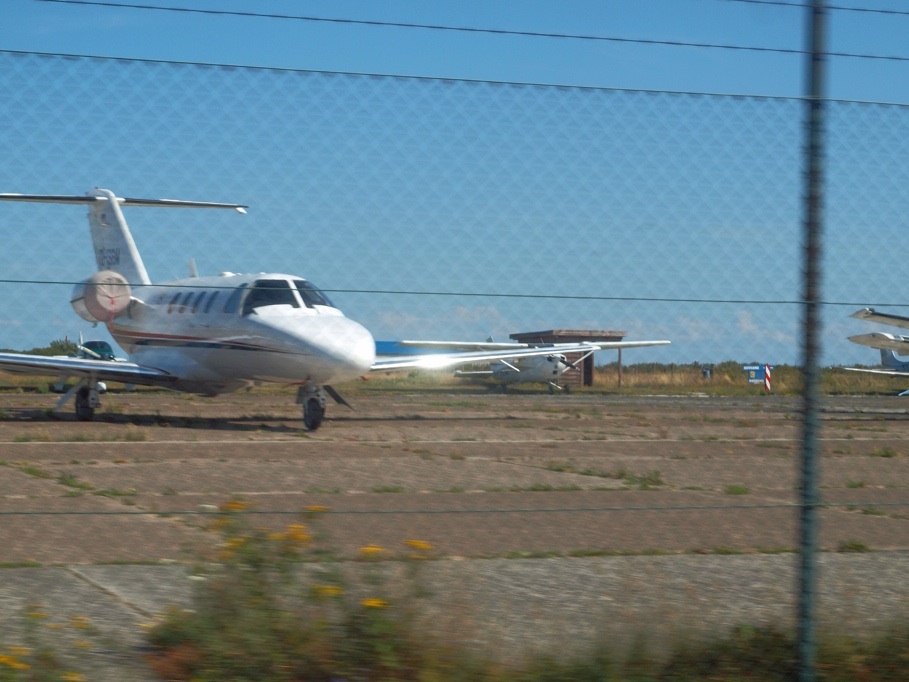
{"left": 294, "top": 280, "right": 335, "bottom": 309}
{"left": 242, "top": 279, "right": 300, "bottom": 316}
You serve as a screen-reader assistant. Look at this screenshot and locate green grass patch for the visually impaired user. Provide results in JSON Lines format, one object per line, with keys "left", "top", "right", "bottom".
{"left": 18, "top": 465, "right": 52, "bottom": 479}
{"left": 370, "top": 485, "right": 405, "bottom": 493}
{"left": 92, "top": 488, "right": 137, "bottom": 498}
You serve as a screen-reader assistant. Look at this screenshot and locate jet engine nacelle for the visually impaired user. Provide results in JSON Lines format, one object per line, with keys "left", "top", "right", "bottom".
{"left": 71, "top": 270, "right": 132, "bottom": 323}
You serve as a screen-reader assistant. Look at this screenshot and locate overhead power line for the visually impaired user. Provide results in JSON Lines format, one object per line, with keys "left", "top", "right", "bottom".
{"left": 724, "top": 0, "right": 909, "bottom": 16}
{"left": 34, "top": 0, "right": 909, "bottom": 63}
{"left": 0, "top": 277, "right": 903, "bottom": 309}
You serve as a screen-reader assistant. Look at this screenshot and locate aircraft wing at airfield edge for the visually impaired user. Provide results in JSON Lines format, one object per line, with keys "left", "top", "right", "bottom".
{"left": 850, "top": 308, "right": 909, "bottom": 331}
{"left": 848, "top": 333, "right": 909, "bottom": 354}
{"left": 842, "top": 367, "right": 909, "bottom": 377}
{"left": 370, "top": 340, "right": 670, "bottom": 373}
{"left": 0, "top": 352, "right": 177, "bottom": 387}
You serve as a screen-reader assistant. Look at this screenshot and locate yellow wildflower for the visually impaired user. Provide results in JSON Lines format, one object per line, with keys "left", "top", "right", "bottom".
{"left": 360, "top": 544, "right": 384, "bottom": 558}
{"left": 73, "top": 641, "right": 92, "bottom": 650}
{"left": 207, "top": 518, "right": 230, "bottom": 531}
{"left": 361, "top": 598, "right": 388, "bottom": 609}
{"left": 26, "top": 609, "right": 48, "bottom": 620}
{"left": 404, "top": 539, "right": 433, "bottom": 551}
{"left": 70, "top": 615, "right": 91, "bottom": 630}
{"left": 268, "top": 531, "right": 286, "bottom": 542}
{"left": 224, "top": 536, "right": 247, "bottom": 550}
{"left": 285, "top": 523, "right": 311, "bottom": 544}
{"left": 305, "top": 505, "right": 330, "bottom": 513}
{"left": 312, "top": 584, "right": 343, "bottom": 598}
{"left": 0, "top": 654, "right": 29, "bottom": 670}
{"left": 220, "top": 499, "right": 249, "bottom": 512}
{"left": 61, "top": 674, "right": 86, "bottom": 682}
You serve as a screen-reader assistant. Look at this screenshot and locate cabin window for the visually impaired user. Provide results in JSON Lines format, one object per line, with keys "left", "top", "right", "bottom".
{"left": 167, "top": 292, "right": 181, "bottom": 314}
{"left": 294, "top": 280, "right": 335, "bottom": 309}
{"left": 178, "top": 292, "right": 191, "bottom": 314}
{"left": 191, "top": 291, "right": 206, "bottom": 313}
{"left": 242, "top": 279, "right": 300, "bottom": 316}
{"left": 203, "top": 291, "right": 219, "bottom": 314}
{"left": 223, "top": 283, "right": 248, "bottom": 314}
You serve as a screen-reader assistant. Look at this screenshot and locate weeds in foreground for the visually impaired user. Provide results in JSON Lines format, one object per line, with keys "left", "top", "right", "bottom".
{"left": 135, "top": 498, "right": 909, "bottom": 682}
{"left": 0, "top": 603, "right": 108, "bottom": 681}
{"left": 145, "top": 499, "right": 439, "bottom": 681}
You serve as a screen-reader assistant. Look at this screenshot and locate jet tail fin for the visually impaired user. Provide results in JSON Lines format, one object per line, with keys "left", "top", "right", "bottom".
{"left": 87, "top": 188, "right": 151, "bottom": 286}
{"left": 881, "top": 349, "right": 909, "bottom": 371}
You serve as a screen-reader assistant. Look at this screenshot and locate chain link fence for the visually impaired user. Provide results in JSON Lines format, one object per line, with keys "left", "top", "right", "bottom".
{"left": 1, "top": 49, "right": 908, "bottom": 678}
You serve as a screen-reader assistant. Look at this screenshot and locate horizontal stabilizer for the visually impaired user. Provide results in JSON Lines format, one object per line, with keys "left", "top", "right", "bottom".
{"left": 0, "top": 192, "right": 248, "bottom": 213}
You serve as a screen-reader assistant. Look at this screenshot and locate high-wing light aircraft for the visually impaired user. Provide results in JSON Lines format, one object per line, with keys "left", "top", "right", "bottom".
{"left": 845, "top": 307, "right": 909, "bottom": 393}
{"left": 381, "top": 340, "right": 628, "bottom": 393}
{"left": 0, "top": 188, "right": 670, "bottom": 429}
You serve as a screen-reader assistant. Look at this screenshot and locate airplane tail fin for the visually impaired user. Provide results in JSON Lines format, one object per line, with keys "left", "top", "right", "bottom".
{"left": 87, "top": 188, "right": 151, "bottom": 286}
{"left": 880, "top": 349, "right": 909, "bottom": 370}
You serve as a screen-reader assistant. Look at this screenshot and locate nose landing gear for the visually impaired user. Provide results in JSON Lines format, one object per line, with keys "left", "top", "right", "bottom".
{"left": 295, "top": 384, "right": 353, "bottom": 431}
{"left": 297, "top": 385, "right": 326, "bottom": 431}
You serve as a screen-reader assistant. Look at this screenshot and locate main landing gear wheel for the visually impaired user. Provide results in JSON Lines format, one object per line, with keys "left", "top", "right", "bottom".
{"left": 74, "top": 386, "right": 95, "bottom": 421}
{"left": 303, "top": 397, "right": 325, "bottom": 431}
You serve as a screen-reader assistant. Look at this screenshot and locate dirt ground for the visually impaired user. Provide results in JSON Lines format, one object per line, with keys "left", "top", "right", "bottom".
{"left": 1, "top": 386, "right": 908, "bottom": 564}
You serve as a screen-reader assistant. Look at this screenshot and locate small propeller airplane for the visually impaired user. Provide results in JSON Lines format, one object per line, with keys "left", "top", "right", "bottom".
{"left": 380, "top": 340, "right": 599, "bottom": 393}
{"left": 845, "top": 307, "right": 909, "bottom": 394}
{"left": 0, "top": 188, "right": 670, "bottom": 429}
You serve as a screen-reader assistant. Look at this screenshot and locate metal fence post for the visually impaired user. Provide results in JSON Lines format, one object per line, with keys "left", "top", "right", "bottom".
{"left": 798, "top": 2, "right": 827, "bottom": 681}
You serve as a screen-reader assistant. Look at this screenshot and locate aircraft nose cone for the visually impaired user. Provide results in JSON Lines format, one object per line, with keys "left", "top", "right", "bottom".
{"left": 299, "top": 316, "right": 375, "bottom": 382}
{"left": 250, "top": 309, "right": 376, "bottom": 383}
{"left": 334, "top": 318, "right": 376, "bottom": 375}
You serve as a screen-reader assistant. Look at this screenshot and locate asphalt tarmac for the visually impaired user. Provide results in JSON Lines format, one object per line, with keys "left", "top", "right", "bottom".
{"left": 0, "top": 389, "right": 907, "bottom": 678}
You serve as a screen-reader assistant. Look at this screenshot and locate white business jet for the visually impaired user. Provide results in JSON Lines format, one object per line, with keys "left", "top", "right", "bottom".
{"left": 0, "top": 189, "right": 670, "bottom": 429}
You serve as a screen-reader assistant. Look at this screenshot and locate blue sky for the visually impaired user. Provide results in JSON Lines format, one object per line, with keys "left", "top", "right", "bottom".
{"left": 1, "top": 0, "right": 909, "bottom": 367}
{"left": 4, "top": 0, "right": 909, "bottom": 102}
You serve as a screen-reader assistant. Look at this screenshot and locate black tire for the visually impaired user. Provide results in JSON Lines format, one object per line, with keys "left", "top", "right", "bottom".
{"left": 303, "top": 397, "right": 325, "bottom": 431}
{"left": 75, "top": 387, "right": 95, "bottom": 422}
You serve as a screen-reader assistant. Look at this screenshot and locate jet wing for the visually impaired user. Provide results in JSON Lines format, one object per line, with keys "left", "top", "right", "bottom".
{"left": 850, "top": 308, "right": 909, "bottom": 331}
{"left": 395, "top": 340, "right": 536, "bottom": 351}
{"left": 394, "top": 339, "right": 670, "bottom": 351}
{"left": 370, "top": 340, "right": 669, "bottom": 372}
{"left": 0, "top": 352, "right": 177, "bottom": 387}
{"left": 847, "top": 333, "right": 909, "bottom": 354}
